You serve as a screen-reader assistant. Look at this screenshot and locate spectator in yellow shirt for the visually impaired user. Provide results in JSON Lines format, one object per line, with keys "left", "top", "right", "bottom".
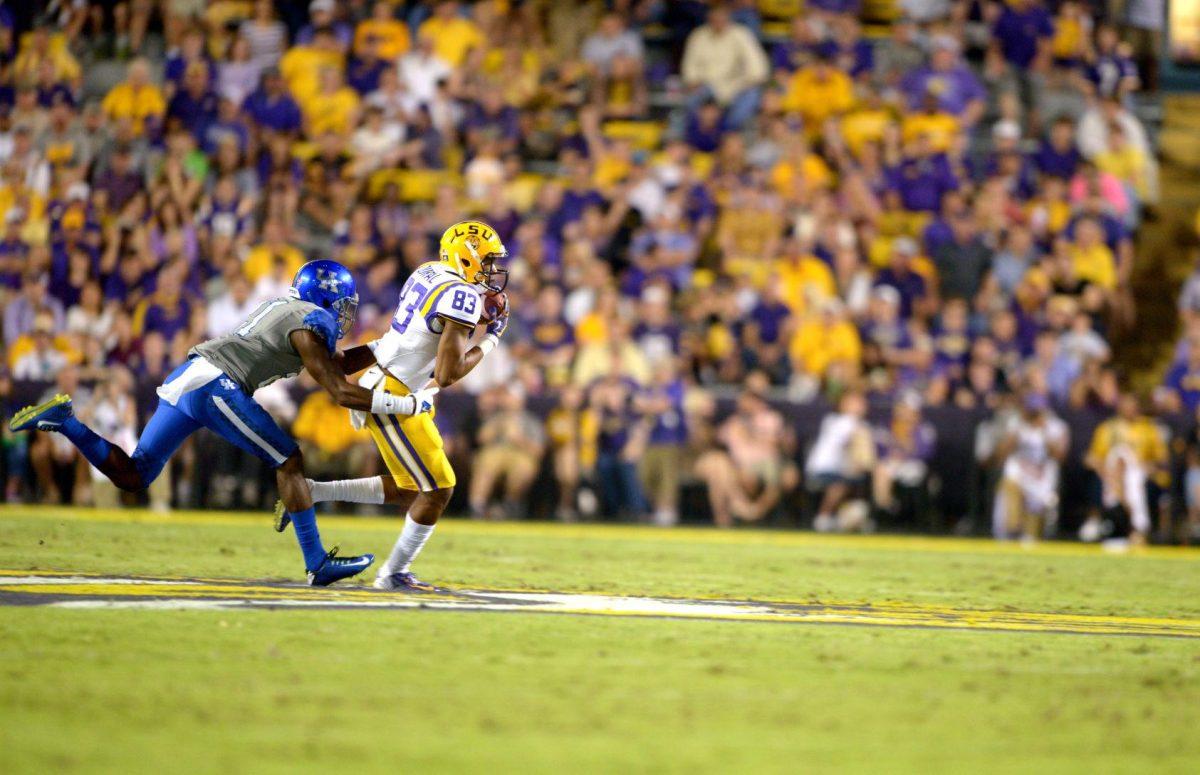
{"left": 1070, "top": 217, "right": 1116, "bottom": 291}
{"left": 100, "top": 58, "right": 166, "bottom": 137}
{"left": 789, "top": 299, "right": 862, "bottom": 379}
{"left": 242, "top": 219, "right": 305, "bottom": 283}
{"left": 1083, "top": 392, "right": 1167, "bottom": 541}
{"left": 769, "top": 136, "right": 833, "bottom": 202}
{"left": 774, "top": 237, "right": 836, "bottom": 317}
{"left": 417, "top": 1, "right": 485, "bottom": 67}
{"left": 781, "top": 53, "right": 855, "bottom": 137}
{"left": 292, "top": 383, "right": 376, "bottom": 485}
{"left": 1095, "top": 122, "right": 1149, "bottom": 201}
{"left": 13, "top": 27, "right": 82, "bottom": 87}
{"left": 302, "top": 67, "right": 360, "bottom": 137}
{"left": 717, "top": 180, "right": 784, "bottom": 286}
{"left": 294, "top": 388, "right": 372, "bottom": 457}
{"left": 355, "top": 1, "right": 410, "bottom": 60}
{"left": 838, "top": 87, "right": 893, "bottom": 158}
{"left": 901, "top": 92, "right": 961, "bottom": 153}
{"left": 280, "top": 26, "right": 344, "bottom": 104}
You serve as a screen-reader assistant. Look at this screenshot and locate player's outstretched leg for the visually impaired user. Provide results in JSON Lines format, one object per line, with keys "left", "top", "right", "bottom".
{"left": 10, "top": 394, "right": 163, "bottom": 492}
{"left": 275, "top": 453, "right": 374, "bottom": 586}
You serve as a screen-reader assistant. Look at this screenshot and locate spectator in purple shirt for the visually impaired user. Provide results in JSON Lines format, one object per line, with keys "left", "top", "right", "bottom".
{"left": 4, "top": 273, "right": 64, "bottom": 347}
{"left": 166, "top": 61, "right": 219, "bottom": 136}
{"left": 636, "top": 359, "right": 689, "bottom": 525}
{"left": 991, "top": 0, "right": 1054, "bottom": 70}
{"left": 296, "top": 0, "right": 353, "bottom": 50}
{"left": 1086, "top": 24, "right": 1139, "bottom": 100}
{"left": 138, "top": 259, "right": 194, "bottom": 341}
{"left": 463, "top": 90, "right": 520, "bottom": 155}
{"left": 771, "top": 16, "right": 818, "bottom": 73}
{"left": 684, "top": 99, "right": 727, "bottom": 153}
{"left": 242, "top": 68, "right": 303, "bottom": 134}
{"left": 1164, "top": 339, "right": 1200, "bottom": 413}
{"left": 828, "top": 16, "right": 874, "bottom": 80}
{"left": 900, "top": 36, "right": 986, "bottom": 126}
{"left": 93, "top": 145, "right": 143, "bottom": 214}
{"left": 1033, "top": 116, "right": 1081, "bottom": 179}
{"left": 872, "top": 393, "right": 936, "bottom": 520}
{"left": 743, "top": 280, "right": 792, "bottom": 382}
{"left": 347, "top": 39, "right": 389, "bottom": 96}
{"left": 163, "top": 27, "right": 215, "bottom": 96}
{"left": 550, "top": 159, "right": 606, "bottom": 238}
{"left": 922, "top": 191, "right": 966, "bottom": 257}
{"left": 873, "top": 238, "right": 929, "bottom": 320}
{"left": 886, "top": 142, "right": 959, "bottom": 214}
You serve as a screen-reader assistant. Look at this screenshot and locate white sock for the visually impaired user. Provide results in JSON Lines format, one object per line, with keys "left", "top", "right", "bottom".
{"left": 307, "top": 477, "right": 386, "bottom": 504}
{"left": 381, "top": 515, "right": 436, "bottom": 576}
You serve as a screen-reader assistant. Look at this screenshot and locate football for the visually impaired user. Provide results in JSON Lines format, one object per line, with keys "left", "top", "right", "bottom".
{"left": 481, "top": 291, "right": 508, "bottom": 322}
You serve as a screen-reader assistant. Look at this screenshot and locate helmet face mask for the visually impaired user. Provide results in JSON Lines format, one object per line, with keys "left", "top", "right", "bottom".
{"left": 331, "top": 293, "right": 359, "bottom": 339}
{"left": 476, "top": 255, "right": 508, "bottom": 294}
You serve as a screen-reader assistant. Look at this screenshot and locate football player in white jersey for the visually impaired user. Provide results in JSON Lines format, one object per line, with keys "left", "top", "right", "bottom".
{"left": 277, "top": 221, "right": 510, "bottom": 590}
{"left": 993, "top": 392, "right": 1069, "bottom": 542}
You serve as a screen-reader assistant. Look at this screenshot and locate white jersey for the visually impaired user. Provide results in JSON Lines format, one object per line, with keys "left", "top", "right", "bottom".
{"left": 371, "top": 261, "right": 484, "bottom": 391}
{"left": 1008, "top": 415, "right": 1069, "bottom": 468}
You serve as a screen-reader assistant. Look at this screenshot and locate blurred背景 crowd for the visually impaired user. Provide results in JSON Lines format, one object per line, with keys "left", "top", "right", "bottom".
{"left": 0, "top": 0, "right": 1192, "bottom": 546}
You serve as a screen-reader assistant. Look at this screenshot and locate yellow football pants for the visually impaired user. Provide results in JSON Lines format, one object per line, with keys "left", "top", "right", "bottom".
{"left": 365, "top": 375, "right": 456, "bottom": 492}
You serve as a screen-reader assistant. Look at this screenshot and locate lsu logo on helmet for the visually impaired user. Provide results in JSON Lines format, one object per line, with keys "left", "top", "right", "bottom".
{"left": 439, "top": 220, "right": 509, "bottom": 293}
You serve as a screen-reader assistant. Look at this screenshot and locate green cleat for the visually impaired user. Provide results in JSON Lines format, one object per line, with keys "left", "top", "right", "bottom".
{"left": 273, "top": 499, "right": 291, "bottom": 533}
{"left": 9, "top": 394, "right": 74, "bottom": 433}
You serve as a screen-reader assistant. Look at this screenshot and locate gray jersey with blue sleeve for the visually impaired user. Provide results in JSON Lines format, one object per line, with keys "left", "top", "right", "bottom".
{"left": 189, "top": 297, "right": 339, "bottom": 393}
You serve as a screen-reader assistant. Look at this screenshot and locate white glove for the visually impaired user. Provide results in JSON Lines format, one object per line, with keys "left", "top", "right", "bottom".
{"left": 370, "top": 385, "right": 439, "bottom": 416}
{"left": 349, "top": 366, "right": 386, "bottom": 429}
{"left": 409, "top": 386, "right": 439, "bottom": 415}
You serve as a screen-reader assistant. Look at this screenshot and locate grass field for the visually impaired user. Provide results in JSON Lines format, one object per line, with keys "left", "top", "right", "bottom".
{"left": 3, "top": 505, "right": 1200, "bottom": 773}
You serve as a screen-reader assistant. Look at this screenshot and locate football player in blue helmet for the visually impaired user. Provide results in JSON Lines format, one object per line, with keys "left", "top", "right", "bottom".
{"left": 9, "top": 260, "right": 438, "bottom": 587}
{"left": 290, "top": 259, "right": 360, "bottom": 339}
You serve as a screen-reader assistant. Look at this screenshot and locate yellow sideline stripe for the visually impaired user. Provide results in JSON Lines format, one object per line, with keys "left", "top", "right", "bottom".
{"left": 3, "top": 504, "right": 1200, "bottom": 561}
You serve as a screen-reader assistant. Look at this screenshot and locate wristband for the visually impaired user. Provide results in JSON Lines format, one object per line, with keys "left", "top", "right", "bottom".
{"left": 371, "top": 390, "right": 415, "bottom": 416}
{"left": 366, "top": 339, "right": 380, "bottom": 354}
{"left": 478, "top": 333, "right": 500, "bottom": 356}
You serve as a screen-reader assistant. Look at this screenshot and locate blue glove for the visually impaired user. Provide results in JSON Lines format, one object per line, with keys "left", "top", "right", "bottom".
{"left": 485, "top": 310, "right": 508, "bottom": 338}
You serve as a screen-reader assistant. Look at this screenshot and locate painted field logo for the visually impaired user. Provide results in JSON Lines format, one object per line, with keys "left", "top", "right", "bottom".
{"left": 2, "top": 571, "right": 1199, "bottom": 639}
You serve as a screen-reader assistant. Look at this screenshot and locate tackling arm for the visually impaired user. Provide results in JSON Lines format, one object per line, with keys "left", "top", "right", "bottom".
{"left": 292, "top": 330, "right": 435, "bottom": 415}
{"left": 335, "top": 343, "right": 378, "bottom": 375}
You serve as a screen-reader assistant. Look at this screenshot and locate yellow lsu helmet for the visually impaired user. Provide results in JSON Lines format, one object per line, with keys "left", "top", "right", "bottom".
{"left": 438, "top": 220, "right": 509, "bottom": 293}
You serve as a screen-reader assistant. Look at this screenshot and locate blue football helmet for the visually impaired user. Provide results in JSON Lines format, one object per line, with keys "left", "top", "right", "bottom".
{"left": 290, "top": 260, "right": 359, "bottom": 339}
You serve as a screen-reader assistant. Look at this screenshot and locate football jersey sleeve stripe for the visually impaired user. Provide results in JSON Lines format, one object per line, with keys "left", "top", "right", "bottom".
{"left": 419, "top": 280, "right": 464, "bottom": 319}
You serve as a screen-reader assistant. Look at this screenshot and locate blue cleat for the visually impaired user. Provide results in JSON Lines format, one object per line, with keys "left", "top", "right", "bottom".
{"left": 307, "top": 546, "right": 374, "bottom": 587}
{"left": 9, "top": 394, "right": 74, "bottom": 433}
{"left": 373, "top": 571, "right": 438, "bottom": 593}
{"left": 273, "top": 499, "right": 291, "bottom": 532}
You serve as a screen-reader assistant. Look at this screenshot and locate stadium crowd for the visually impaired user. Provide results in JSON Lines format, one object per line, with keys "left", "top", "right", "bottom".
{"left": 0, "top": 0, "right": 1190, "bottom": 544}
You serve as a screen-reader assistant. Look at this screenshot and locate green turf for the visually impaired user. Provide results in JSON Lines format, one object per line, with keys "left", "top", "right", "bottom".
{"left": 2, "top": 508, "right": 1200, "bottom": 773}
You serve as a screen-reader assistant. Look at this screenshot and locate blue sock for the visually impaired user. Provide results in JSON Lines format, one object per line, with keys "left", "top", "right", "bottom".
{"left": 289, "top": 507, "right": 327, "bottom": 570}
{"left": 60, "top": 416, "right": 115, "bottom": 471}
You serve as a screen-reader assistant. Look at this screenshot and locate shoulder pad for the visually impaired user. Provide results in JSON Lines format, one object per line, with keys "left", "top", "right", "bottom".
{"left": 302, "top": 308, "right": 339, "bottom": 353}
